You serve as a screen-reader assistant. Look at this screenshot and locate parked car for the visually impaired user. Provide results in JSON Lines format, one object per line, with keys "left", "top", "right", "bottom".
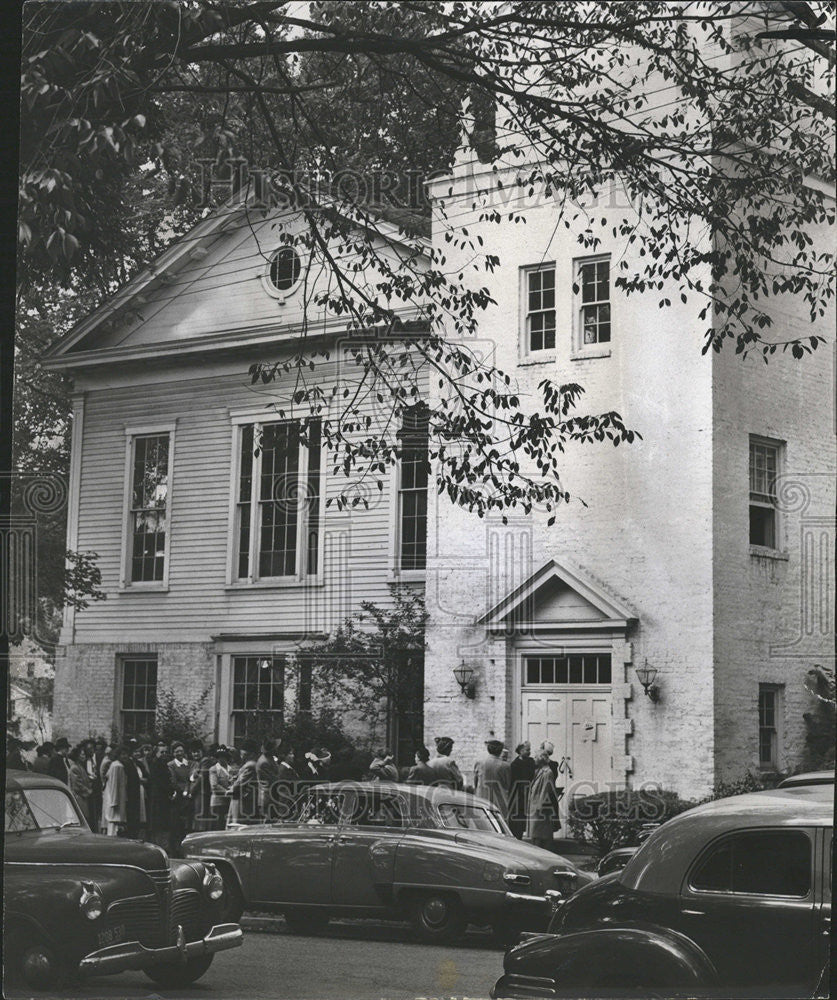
{"left": 596, "top": 822, "right": 660, "bottom": 877}
{"left": 492, "top": 785, "right": 832, "bottom": 998}
{"left": 4, "top": 770, "right": 243, "bottom": 989}
{"left": 184, "top": 781, "right": 593, "bottom": 942}
{"left": 778, "top": 770, "right": 834, "bottom": 789}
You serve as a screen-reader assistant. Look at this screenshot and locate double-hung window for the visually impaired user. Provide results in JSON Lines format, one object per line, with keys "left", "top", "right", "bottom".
{"left": 749, "top": 437, "right": 781, "bottom": 549}
{"left": 524, "top": 264, "right": 556, "bottom": 355}
{"left": 119, "top": 656, "right": 158, "bottom": 738}
{"left": 576, "top": 256, "right": 611, "bottom": 346}
{"left": 397, "top": 404, "right": 429, "bottom": 572}
{"left": 230, "top": 655, "right": 285, "bottom": 746}
{"left": 758, "top": 684, "right": 782, "bottom": 769}
{"left": 123, "top": 427, "right": 174, "bottom": 586}
{"left": 234, "top": 418, "right": 322, "bottom": 583}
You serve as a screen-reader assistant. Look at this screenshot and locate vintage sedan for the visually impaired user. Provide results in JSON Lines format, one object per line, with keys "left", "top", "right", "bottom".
{"left": 184, "top": 781, "right": 593, "bottom": 942}
{"left": 4, "top": 770, "right": 243, "bottom": 989}
{"left": 492, "top": 785, "right": 832, "bottom": 998}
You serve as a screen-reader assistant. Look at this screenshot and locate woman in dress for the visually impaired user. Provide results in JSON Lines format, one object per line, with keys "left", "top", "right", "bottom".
{"left": 209, "top": 746, "right": 233, "bottom": 829}
{"left": 526, "top": 749, "right": 563, "bottom": 851}
{"left": 102, "top": 746, "right": 129, "bottom": 836}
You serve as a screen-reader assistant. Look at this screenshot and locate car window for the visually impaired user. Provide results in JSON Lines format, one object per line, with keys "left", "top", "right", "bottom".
{"left": 5, "top": 790, "right": 38, "bottom": 832}
{"left": 690, "top": 830, "right": 811, "bottom": 897}
{"left": 296, "top": 791, "right": 344, "bottom": 825}
{"left": 438, "top": 802, "right": 502, "bottom": 832}
{"left": 346, "top": 793, "right": 406, "bottom": 828}
{"left": 24, "top": 787, "right": 85, "bottom": 829}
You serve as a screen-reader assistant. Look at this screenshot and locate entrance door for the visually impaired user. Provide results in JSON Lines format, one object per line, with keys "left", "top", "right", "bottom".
{"left": 520, "top": 653, "right": 615, "bottom": 832}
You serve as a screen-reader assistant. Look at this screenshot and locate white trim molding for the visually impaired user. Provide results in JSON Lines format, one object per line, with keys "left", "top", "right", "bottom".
{"left": 119, "top": 422, "right": 177, "bottom": 591}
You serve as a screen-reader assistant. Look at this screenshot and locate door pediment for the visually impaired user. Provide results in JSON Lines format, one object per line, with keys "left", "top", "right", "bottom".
{"left": 477, "top": 558, "right": 638, "bottom": 632}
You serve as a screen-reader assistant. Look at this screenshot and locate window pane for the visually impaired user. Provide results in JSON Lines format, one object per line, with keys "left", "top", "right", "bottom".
{"left": 691, "top": 840, "right": 733, "bottom": 891}
{"left": 750, "top": 505, "right": 776, "bottom": 548}
{"left": 733, "top": 832, "right": 811, "bottom": 896}
{"left": 306, "top": 420, "right": 322, "bottom": 575}
{"left": 130, "top": 435, "right": 169, "bottom": 582}
{"left": 399, "top": 405, "right": 429, "bottom": 571}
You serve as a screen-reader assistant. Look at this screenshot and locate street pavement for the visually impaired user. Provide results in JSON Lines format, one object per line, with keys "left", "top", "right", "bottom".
{"left": 5, "top": 917, "right": 505, "bottom": 1000}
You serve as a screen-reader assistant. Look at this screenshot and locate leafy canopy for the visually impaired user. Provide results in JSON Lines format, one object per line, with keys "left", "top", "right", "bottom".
{"left": 18, "top": 1, "right": 835, "bottom": 518}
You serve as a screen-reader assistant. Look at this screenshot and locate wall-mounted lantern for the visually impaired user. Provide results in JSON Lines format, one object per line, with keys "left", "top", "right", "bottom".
{"left": 453, "top": 662, "right": 476, "bottom": 699}
{"left": 635, "top": 660, "right": 660, "bottom": 703}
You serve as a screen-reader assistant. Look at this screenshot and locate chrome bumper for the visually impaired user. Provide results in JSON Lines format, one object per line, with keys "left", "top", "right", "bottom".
{"left": 78, "top": 923, "right": 243, "bottom": 975}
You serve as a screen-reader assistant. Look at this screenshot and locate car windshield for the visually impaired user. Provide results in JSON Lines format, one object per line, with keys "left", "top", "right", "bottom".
{"left": 438, "top": 802, "right": 509, "bottom": 834}
{"left": 5, "top": 787, "right": 86, "bottom": 833}
{"left": 295, "top": 791, "right": 344, "bottom": 825}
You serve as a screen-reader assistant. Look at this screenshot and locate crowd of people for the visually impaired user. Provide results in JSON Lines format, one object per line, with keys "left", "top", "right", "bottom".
{"left": 7, "top": 732, "right": 566, "bottom": 854}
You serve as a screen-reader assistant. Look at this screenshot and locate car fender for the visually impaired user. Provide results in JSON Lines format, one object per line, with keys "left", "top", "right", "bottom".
{"left": 184, "top": 853, "right": 246, "bottom": 897}
{"left": 503, "top": 923, "right": 719, "bottom": 989}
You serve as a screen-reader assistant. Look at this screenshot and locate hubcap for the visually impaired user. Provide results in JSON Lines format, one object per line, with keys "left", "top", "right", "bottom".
{"left": 423, "top": 897, "right": 448, "bottom": 926}
{"left": 23, "top": 948, "right": 52, "bottom": 986}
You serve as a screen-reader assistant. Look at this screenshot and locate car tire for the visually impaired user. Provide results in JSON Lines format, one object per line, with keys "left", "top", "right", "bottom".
{"left": 283, "top": 908, "right": 330, "bottom": 935}
{"left": 409, "top": 893, "right": 467, "bottom": 943}
{"left": 217, "top": 869, "right": 245, "bottom": 923}
{"left": 144, "top": 954, "right": 214, "bottom": 988}
{"left": 15, "top": 936, "right": 65, "bottom": 990}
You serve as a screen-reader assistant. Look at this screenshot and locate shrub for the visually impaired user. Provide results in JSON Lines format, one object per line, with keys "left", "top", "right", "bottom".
{"left": 280, "top": 709, "right": 357, "bottom": 757}
{"left": 567, "top": 787, "right": 696, "bottom": 856}
{"left": 153, "top": 685, "right": 214, "bottom": 745}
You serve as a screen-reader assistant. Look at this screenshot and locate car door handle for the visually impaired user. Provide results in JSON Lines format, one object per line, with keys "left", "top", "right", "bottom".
{"left": 681, "top": 908, "right": 706, "bottom": 916}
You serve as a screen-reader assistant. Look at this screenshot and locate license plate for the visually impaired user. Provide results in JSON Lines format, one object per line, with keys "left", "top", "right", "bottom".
{"left": 97, "top": 924, "right": 125, "bottom": 947}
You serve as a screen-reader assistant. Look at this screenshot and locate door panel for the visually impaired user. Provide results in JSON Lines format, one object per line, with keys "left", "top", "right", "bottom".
{"left": 331, "top": 829, "right": 396, "bottom": 908}
{"left": 678, "top": 828, "right": 816, "bottom": 990}
{"left": 250, "top": 827, "right": 336, "bottom": 904}
{"left": 521, "top": 681, "right": 614, "bottom": 834}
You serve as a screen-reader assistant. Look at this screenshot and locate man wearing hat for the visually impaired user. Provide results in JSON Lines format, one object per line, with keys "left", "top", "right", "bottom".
{"left": 474, "top": 738, "right": 512, "bottom": 819}
{"left": 427, "top": 736, "right": 464, "bottom": 790}
{"left": 47, "top": 737, "right": 71, "bottom": 784}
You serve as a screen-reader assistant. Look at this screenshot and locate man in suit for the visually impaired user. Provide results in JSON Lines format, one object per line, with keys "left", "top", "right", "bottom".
{"left": 473, "top": 739, "right": 512, "bottom": 819}
{"left": 509, "top": 741, "right": 535, "bottom": 839}
{"left": 47, "top": 737, "right": 71, "bottom": 784}
{"left": 256, "top": 738, "right": 280, "bottom": 821}
{"left": 274, "top": 744, "right": 298, "bottom": 821}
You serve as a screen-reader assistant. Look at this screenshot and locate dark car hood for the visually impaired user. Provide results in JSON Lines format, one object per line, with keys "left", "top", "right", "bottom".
{"left": 5, "top": 829, "right": 168, "bottom": 870}
{"left": 452, "top": 830, "right": 581, "bottom": 871}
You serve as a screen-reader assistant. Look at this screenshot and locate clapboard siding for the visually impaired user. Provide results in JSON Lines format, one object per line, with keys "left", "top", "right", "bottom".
{"left": 73, "top": 358, "right": 425, "bottom": 641}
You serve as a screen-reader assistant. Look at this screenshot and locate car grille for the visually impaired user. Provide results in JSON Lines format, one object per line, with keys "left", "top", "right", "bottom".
{"left": 107, "top": 894, "right": 166, "bottom": 948}
{"left": 170, "top": 888, "right": 207, "bottom": 941}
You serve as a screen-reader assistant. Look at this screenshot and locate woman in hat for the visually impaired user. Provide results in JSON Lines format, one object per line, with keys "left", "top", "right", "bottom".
{"left": 526, "top": 749, "right": 564, "bottom": 851}
{"left": 367, "top": 748, "right": 398, "bottom": 782}
{"left": 228, "top": 739, "right": 259, "bottom": 825}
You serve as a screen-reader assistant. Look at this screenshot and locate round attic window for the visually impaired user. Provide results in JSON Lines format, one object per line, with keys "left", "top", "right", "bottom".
{"left": 268, "top": 246, "right": 301, "bottom": 293}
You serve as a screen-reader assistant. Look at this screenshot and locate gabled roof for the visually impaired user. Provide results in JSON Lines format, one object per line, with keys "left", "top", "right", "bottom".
{"left": 42, "top": 193, "right": 431, "bottom": 369}
{"left": 478, "top": 557, "right": 638, "bottom": 629}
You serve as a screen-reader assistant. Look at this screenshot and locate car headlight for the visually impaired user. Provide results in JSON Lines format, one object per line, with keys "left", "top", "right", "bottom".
{"left": 202, "top": 863, "right": 224, "bottom": 901}
{"left": 79, "top": 881, "right": 104, "bottom": 921}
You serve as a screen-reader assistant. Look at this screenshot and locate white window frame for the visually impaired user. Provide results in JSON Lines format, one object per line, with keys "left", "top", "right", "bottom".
{"left": 116, "top": 654, "right": 159, "bottom": 738}
{"left": 749, "top": 436, "right": 784, "bottom": 553}
{"left": 261, "top": 246, "right": 303, "bottom": 303}
{"left": 120, "top": 423, "right": 176, "bottom": 590}
{"left": 572, "top": 254, "right": 612, "bottom": 359}
{"left": 226, "top": 411, "right": 325, "bottom": 588}
{"left": 520, "top": 263, "right": 557, "bottom": 361}
{"left": 388, "top": 411, "right": 430, "bottom": 582}
{"left": 758, "top": 683, "right": 784, "bottom": 771}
